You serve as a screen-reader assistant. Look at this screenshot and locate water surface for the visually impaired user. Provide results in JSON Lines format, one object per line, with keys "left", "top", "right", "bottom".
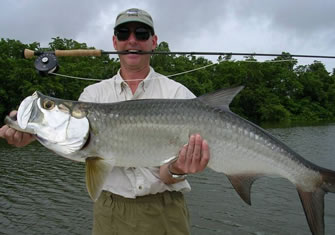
{"left": 1, "top": 124, "right": 335, "bottom": 234}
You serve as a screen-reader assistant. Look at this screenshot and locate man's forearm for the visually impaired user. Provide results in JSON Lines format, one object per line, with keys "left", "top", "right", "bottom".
{"left": 159, "top": 163, "right": 186, "bottom": 184}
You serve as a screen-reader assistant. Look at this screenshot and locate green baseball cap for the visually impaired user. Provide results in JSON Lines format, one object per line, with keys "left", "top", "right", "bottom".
{"left": 114, "top": 8, "right": 154, "bottom": 31}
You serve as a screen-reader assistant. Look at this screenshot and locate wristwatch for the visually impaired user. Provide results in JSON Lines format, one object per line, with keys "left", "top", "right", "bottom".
{"left": 168, "top": 163, "right": 187, "bottom": 180}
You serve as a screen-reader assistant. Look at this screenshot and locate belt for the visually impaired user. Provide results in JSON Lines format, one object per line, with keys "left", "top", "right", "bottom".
{"left": 102, "top": 190, "right": 183, "bottom": 205}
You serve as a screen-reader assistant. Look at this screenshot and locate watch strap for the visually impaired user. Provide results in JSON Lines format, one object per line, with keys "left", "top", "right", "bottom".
{"left": 168, "top": 163, "right": 187, "bottom": 179}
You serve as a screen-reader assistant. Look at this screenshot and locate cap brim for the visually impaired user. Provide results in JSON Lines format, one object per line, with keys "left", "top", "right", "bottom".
{"left": 114, "top": 17, "right": 153, "bottom": 29}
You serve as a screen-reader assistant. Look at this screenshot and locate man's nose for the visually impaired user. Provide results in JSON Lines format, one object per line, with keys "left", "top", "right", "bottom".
{"left": 128, "top": 32, "right": 137, "bottom": 42}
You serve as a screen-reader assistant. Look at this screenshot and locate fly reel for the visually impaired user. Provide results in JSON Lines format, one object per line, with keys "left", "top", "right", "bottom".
{"left": 34, "top": 53, "right": 59, "bottom": 76}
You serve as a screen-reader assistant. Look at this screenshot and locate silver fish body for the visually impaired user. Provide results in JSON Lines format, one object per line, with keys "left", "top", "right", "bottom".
{"left": 6, "top": 86, "right": 335, "bottom": 235}
{"left": 82, "top": 94, "right": 320, "bottom": 187}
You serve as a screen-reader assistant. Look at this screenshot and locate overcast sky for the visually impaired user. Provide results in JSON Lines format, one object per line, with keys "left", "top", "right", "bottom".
{"left": 1, "top": 0, "right": 335, "bottom": 72}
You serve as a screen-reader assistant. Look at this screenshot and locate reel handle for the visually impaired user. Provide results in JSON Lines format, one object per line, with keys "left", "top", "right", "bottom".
{"left": 23, "top": 49, "right": 102, "bottom": 59}
{"left": 23, "top": 49, "right": 36, "bottom": 59}
{"left": 55, "top": 49, "right": 102, "bottom": 57}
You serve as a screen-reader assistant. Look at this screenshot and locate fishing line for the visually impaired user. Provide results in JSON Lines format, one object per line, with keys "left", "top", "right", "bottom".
{"left": 49, "top": 72, "right": 103, "bottom": 81}
{"left": 49, "top": 59, "right": 297, "bottom": 82}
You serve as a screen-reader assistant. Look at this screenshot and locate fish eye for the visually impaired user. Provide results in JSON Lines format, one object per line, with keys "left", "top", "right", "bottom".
{"left": 42, "top": 100, "right": 55, "bottom": 110}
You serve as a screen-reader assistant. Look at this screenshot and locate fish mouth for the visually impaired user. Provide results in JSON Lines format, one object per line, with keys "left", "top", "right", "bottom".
{"left": 17, "top": 92, "right": 39, "bottom": 129}
{"left": 4, "top": 115, "right": 36, "bottom": 135}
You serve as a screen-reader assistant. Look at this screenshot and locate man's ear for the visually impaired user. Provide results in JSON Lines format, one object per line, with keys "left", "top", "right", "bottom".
{"left": 152, "top": 35, "right": 158, "bottom": 50}
{"left": 113, "top": 35, "right": 117, "bottom": 49}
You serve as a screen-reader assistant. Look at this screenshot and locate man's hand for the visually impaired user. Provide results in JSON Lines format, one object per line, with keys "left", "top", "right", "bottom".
{"left": 0, "top": 111, "right": 35, "bottom": 147}
{"left": 170, "top": 134, "right": 209, "bottom": 174}
{"left": 160, "top": 134, "right": 210, "bottom": 184}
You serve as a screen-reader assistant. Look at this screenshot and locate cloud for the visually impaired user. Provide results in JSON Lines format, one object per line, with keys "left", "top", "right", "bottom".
{"left": 1, "top": 0, "right": 108, "bottom": 45}
{"left": 1, "top": 0, "right": 334, "bottom": 71}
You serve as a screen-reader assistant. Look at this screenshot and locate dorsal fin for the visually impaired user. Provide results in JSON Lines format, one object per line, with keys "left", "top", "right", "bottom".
{"left": 197, "top": 86, "right": 244, "bottom": 109}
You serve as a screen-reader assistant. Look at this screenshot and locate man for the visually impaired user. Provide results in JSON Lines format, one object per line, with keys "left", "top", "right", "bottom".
{"left": 0, "top": 8, "right": 210, "bottom": 235}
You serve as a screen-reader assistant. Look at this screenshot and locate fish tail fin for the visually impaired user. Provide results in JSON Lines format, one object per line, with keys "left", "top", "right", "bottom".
{"left": 297, "top": 187, "right": 325, "bottom": 235}
{"left": 85, "top": 157, "right": 114, "bottom": 201}
{"left": 297, "top": 169, "right": 335, "bottom": 235}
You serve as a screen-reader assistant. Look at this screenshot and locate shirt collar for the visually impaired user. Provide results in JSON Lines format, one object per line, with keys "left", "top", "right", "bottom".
{"left": 114, "top": 67, "right": 156, "bottom": 94}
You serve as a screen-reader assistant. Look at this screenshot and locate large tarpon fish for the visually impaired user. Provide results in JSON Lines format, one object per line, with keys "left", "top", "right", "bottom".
{"left": 5, "top": 86, "right": 335, "bottom": 235}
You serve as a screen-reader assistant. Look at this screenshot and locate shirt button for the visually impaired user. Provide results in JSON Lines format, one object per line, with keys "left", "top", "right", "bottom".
{"left": 138, "top": 186, "right": 142, "bottom": 190}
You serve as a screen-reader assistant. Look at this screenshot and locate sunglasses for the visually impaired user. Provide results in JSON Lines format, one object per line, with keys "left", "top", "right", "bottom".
{"left": 114, "top": 27, "right": 152, "bottom": 41}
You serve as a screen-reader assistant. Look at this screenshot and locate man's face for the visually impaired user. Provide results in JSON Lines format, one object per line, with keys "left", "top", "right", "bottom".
{"left": 113, "top": 22, "right": 157, "bottom": 70}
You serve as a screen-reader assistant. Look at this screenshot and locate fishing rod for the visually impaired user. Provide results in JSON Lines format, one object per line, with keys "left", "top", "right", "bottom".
{"left": 24, "top": 48, "right": 335, "bottom": 59}
{"left": 23, "top": 49, "right": 335, "bottom": 76}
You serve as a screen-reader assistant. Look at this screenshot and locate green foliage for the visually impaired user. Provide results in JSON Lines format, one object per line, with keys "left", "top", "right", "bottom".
{"left": 0, "top": 38, "right": 335, "bottom": 125}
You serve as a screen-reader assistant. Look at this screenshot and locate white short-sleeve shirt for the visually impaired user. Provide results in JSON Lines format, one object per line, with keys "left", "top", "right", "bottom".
{"left": 79, "top": 67, "right": 195, "bottom": 198}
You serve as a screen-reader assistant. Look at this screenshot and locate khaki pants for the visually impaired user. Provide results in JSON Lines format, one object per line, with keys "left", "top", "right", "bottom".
{"left": 92, "top": 191, "right": 190, "bottom": 235}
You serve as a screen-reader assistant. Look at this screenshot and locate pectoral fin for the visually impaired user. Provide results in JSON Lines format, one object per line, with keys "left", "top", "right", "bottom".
{"left": 85, "top": 157, "right": 114, "bottom": 201}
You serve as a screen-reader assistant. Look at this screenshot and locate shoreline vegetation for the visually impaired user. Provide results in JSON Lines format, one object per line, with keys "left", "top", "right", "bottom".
{"left": 1, "top": 37, "right": 335, "bottom": 126}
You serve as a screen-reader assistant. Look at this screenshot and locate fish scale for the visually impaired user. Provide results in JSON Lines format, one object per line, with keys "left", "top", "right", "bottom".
{"left": 85, "top": 97, "right": 316, "bottom": 183}
{"left": 87, "top": 99, "right": 199, "bottom": 167}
